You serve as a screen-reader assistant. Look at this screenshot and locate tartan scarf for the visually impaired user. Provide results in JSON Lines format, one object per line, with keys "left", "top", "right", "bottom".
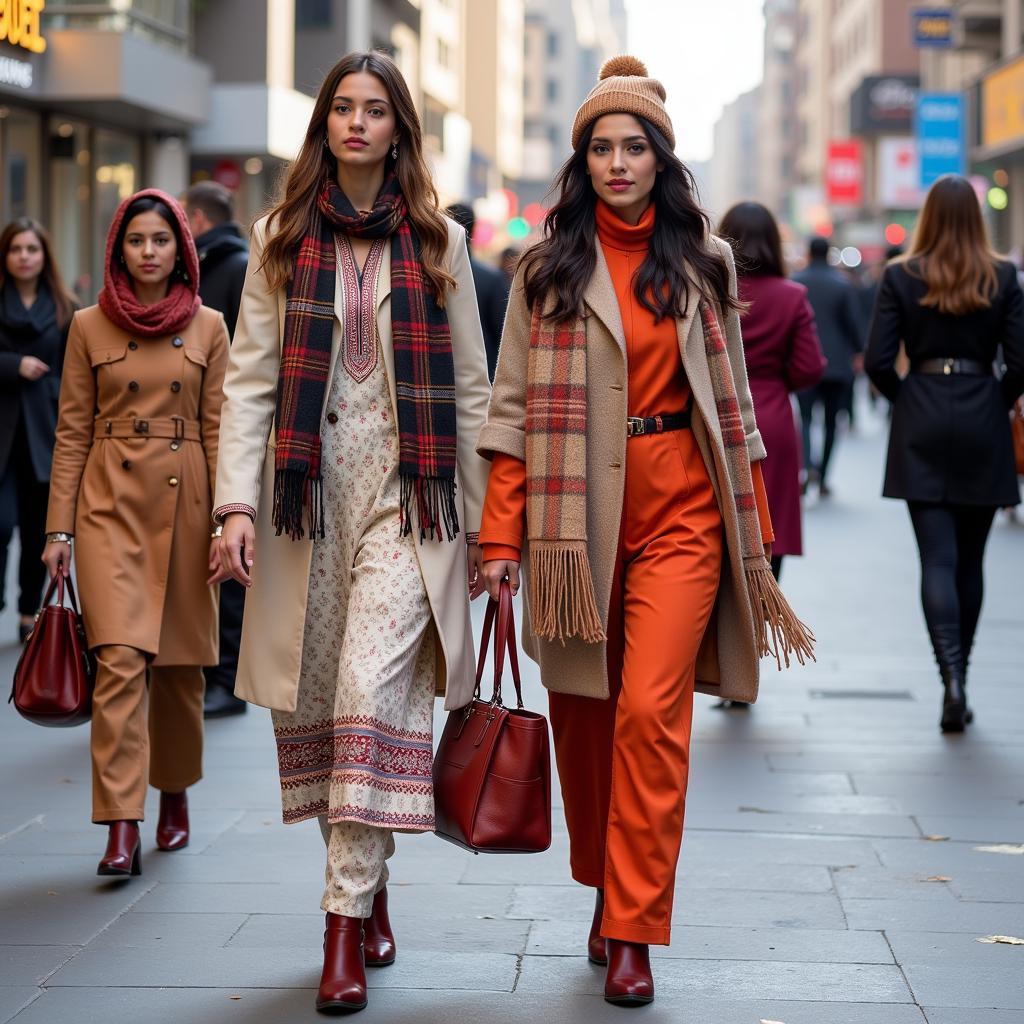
{"left": 525, "top": 297, "right": 815, "bottom": 667}
{"left": 274, "top": 173, "right": 459, "bottom": 542}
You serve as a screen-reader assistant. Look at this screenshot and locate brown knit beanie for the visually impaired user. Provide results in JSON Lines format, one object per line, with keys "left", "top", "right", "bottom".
{"left": 571, "top": 55, "right": 675, "bottom": 150}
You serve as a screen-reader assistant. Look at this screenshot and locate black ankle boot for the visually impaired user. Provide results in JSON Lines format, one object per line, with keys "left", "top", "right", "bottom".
{"left": 940, "top": 669, "right": 967, "bottom": 734}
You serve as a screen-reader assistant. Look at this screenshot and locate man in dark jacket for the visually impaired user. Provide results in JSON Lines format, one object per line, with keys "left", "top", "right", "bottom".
{"left": 793, "top": 237, "right": 865, "bottom": 496}
{"left": 446, "top": 202, "right": 509, "bottom": 381}
{"left": 183, "top": 181, "right": 250, "bottom": 717}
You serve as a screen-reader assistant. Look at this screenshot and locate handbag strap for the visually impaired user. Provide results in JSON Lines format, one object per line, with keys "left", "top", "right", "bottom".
{"left": 473, "top": 581, "right": 523, "bottom": 710}
{"left": 39, "top": 571, "right": 81, "bottom": 615}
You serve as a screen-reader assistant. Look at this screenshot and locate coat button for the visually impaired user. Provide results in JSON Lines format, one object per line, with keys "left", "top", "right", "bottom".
{"left": 128, "top": 341, "right": 138, "bottom": 350}
{"left": 168, "top": 477, "right": 179, "bottom": 487}
{"left": 128, "top": 380, "right": 139, "bottom": 392}
{"left": 326, "top": 412, "right": 338, "bottom": 424}
{"left": 122, "top": 459, "right": 132, "bottom": 470}
{"left": 170, "top": 380, "right": 181, "bottom": 393}
{"left": 170, "top": 441, "right": 180, "bottom": 451}
{"left": 172, "top": 337, "right": 183, "bottom": 348}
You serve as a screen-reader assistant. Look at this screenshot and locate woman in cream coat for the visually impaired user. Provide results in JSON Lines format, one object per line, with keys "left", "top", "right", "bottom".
{"left": 212, "top": 51, "right": 490, "bottom": 1015}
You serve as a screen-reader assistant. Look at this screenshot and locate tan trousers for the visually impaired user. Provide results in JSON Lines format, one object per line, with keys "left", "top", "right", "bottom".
{"left": 91, "top": 644, "right": 204, "bottom": 823}
{"left": 317, "top": 816, "right": 395, "bottom": 918}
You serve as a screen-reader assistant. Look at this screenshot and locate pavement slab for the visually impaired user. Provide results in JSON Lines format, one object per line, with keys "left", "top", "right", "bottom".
{"left": 2, "top": 399, "right": 1023, "bottom": 1018}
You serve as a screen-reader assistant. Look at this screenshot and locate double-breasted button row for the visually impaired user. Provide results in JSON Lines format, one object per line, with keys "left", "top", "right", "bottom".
{"left": 128, "top": 341, "right": 138, "bottom": 350}
{"left": 170, "top": 381, "right": 181, "bottom": 393}
{"left": 122, "top": 459, "right": 132, "bottom": 470}
{"left": 170, "top": 441, "right": 180, "bottom": 451}
{"left": 168, "top": 477, "right": 178, "bottom": 487}
{"left": 172, "top": 337, "right": 183, "bottom": 348}
{"left": 128, "top": 380, "right": 139, "bottom": 392}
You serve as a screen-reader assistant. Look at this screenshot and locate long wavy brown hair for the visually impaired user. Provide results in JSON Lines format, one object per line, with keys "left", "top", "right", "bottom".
{"left": 260, "top": 51, "right": 454, "bottom": 303}
{"left": 903, "top": 174, "right": 999, "bottom": 316}
{"left": 0, "top": 218, "right": 78, "bottom": 328}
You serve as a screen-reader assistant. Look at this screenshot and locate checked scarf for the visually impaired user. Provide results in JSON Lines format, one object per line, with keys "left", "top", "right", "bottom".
{"left": 525, "top": 297, "right": 814, "bottom": 667}
{"left": 274, "top": 173, "right": 459, "bottom": 542}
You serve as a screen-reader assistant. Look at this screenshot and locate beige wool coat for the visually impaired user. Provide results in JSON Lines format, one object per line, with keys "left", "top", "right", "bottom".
{"left": 478, "top": 236, "right": 767, "bottom": 704}
{"left": 47, "top": 304, "right": 228, "bottom": 665}
{"left": 214, "top": 215, "right": 491, "bottom": 714}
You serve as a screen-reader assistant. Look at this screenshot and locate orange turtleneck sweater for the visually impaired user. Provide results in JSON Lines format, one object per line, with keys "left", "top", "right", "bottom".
{"left": 480, "top": 200, "right": 772, "bottom": 562}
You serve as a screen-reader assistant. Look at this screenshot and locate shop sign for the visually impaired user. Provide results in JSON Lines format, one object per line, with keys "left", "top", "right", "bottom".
{"left": 982, "top": 56, "right": 1024, "bottom": 150}
{"left": 912, "top": 9, "right": 953, "bottom": 48}
{"left": 826, "top": 139, "right": 864, "bottom": 207}
{"left": 850, "top": 75, "right": 919, "bottom": 135}
{"left": 878, "top": 137, "right": 923, "bottom": 209}
{"left": 0, "top": 0, "right": 47, "bottom": 54}
{"left": 916, "top": 92, "right": 965, "bottom": 187}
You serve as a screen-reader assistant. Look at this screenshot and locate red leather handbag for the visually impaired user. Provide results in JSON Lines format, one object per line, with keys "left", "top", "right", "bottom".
{"left": 9, "top": 571, "right": 95, "bottom": 727}
{"left": 433, "top": 580, "right": 551, "bottom": 854}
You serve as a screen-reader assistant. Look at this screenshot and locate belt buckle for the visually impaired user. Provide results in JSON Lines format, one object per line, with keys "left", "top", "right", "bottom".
{"left": 943, "top": 358, "right": 954, "bottom": 375}
{"left": 133, "top": 419, "right": 149, "bottom": 434}
{"left": 627, "top": 417, "right": 645, "bottom": 437}
{"left": 172, "top": 416, "right": 185, "bottom": 440}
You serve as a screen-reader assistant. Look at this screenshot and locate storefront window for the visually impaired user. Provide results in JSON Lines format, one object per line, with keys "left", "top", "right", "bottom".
{"left": 93, "top": 128, "right": 140, "bottom": 296}
{"left": 0, "top": 106, "right": 42, "bottom": 224}
{"left": 45, "top": 1, "right": 190, "bottom": 50}
{"left": 48, "top": 117, "right": 92, "bottom": 300}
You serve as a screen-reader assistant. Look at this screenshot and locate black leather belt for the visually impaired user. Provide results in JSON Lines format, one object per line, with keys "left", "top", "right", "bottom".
{"left": 626, "top": 408, "right": 691, "bottom": 437}
{"left": 913, "top": 357, "right": 991, "bottom": 376}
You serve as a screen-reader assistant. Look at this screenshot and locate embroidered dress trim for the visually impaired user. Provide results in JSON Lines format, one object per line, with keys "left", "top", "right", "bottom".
{"left": 336, "top": 234, "right": 385, "bottom": 383}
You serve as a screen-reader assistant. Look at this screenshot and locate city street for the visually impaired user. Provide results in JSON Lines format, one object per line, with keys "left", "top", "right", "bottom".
{"left": 1, "top": 400, "right": 1023, "bottom": 1024}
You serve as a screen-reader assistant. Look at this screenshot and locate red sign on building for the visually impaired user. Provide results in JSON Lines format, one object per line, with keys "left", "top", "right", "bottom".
{"left": 826, "top": 140, "right": 864, "bottom": 206}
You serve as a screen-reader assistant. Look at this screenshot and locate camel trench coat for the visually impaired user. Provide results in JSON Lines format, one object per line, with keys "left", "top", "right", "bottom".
{"left": 478, "top": 236, "right": 767, "bottom": 704}
{"left": 214, "top": 216, "right": 491, "bottom": 714}
{"left": 46, "top": 304, "right": 228, "bottom": 664}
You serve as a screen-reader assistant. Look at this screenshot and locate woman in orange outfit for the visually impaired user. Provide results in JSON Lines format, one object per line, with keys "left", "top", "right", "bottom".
{"left": 478, "top": 57, "right": 813, "bottom": 1007}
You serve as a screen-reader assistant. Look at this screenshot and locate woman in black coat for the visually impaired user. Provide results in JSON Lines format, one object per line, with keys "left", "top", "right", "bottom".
{"left": 866, "top": 175, "right": 1024, "bottom": 733}
{"left": 0, "top": 218, "right": 77, "bottom": 640}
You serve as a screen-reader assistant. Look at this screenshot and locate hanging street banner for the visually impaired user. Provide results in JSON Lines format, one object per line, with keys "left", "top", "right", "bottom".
{"left": 826, "top": 139, "right": 864, "bottom": 207}
{"left": 915, "top": 93, "right": 965, "bottom": 189}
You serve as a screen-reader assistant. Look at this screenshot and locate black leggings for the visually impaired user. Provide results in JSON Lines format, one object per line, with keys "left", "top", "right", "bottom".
{"left": 907, "top": 501, "right": 996, "bottom": 679}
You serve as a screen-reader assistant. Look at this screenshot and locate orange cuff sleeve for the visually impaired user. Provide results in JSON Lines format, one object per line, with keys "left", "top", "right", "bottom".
{"left": 751, "top": 460, "right": 775, "bottom": 545}
{"left": 483, "top": 543, "right": 522, "bottom": 563}
{"left": 480, "top": 452, "right": 526, "bottom": 557}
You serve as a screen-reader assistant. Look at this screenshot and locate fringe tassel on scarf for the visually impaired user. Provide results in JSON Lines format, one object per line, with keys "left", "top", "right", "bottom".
{"left": 400, "top": 474, "right": 460, "bottom": 543}
{"left": 273, "top": 468, "right": 325, "bottom": 541}
{"left": 528, "top": 541, "right": 606, "bottom": 645}
{"left": 743, "top": 556, "right": 816, "bottom": 669}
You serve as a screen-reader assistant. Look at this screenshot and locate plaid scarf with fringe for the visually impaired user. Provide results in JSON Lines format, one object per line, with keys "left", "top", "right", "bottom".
{"left": 274, "top": 173, "right": 459, "bottom": 543}
{"left": 525, "top": 298, "right": 814, "bottom": 668}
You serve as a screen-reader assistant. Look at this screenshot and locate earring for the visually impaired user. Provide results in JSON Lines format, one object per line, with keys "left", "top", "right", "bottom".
{"left": 391, "top": 143, "right": 399, "bottom": 160}
{"left": 323, "top": 135, "right": 330, "bottom": 148}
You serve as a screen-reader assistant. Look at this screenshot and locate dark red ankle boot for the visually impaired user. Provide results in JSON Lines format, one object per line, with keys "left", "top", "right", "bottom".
{"left": 588, "top": 888, "right": 607, "bottom": 965}
{"left": 97, "top": 820, "right": 141, "bottom": 877}
{"left": 604, "top": 939, "right": 654, "bottom": 1007}
{"left": 156, "top": 790, "right": 189, "bottom": 852}
{"left": 316, "top": 913, "right": 367, "bottom": 1014}
{"left": 363, "top": 887, "right": 396, "bottom": 967}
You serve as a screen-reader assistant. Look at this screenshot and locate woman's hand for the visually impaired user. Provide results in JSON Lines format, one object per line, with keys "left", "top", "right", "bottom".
{"left": 207, "top": 538, "right": 226, "bottom": 585}
{"left": 467, "top": 543, "right": 486, "bottom": 600}
{"left": 482, "top": 559, "right": 520, "bottom": 601}
{"left": 42, "top": 541, "right": 71, "bottom": 579}
{"left": 19, "top": 356, "right": 49, "bottom": 381}
{"left": 210, "top": 513, "right": 255, "bottom": 587}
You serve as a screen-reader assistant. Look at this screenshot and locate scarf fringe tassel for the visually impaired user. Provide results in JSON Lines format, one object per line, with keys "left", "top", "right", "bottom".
{"left": 400, "top": 474, "right": 460, "bottom": 543}
{"left": 744, "top": 558, "right": 816, "bottom": 669}
{"left": 529, "top": 542, "right": 606, "bottom": 645}
{"left": 273, "top": 469, "right": 325, "bottom": 541}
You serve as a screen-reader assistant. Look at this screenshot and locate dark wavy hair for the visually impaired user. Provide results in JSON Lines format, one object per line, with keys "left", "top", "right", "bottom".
{"left": 111, "top": 196, "right": 191, "bottom": 286}
{"left": 522, "top": 115, "right": 739, "bottom": 323}
{"left": 718, "top": 201, "right": 786, "bottom": 278}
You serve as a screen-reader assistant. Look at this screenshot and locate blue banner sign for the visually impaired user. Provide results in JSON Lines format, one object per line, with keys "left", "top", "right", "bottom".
{"left": 916, "top": 93, "right": 965, "bottom": 188}
{"left": 913, "top": 9, "right": 953, "bottom": 48}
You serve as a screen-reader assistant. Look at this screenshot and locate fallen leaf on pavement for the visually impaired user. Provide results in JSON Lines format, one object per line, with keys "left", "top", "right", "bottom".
{"left": 976, "top": 935, "right": 1024, "bottom": 945}
{"left": 477, "top": 915, "right": 495, "bottom": 920}
{"left": 760, "top": 1019, "right": 787, "bottom": 1023}
{"left": 229, "top": 995, "right": 242, "bottom": 1000}
{"left": 974, "top": 844, "right": 1024, "bottom": 855}
{"left": 924, "top": 835, "right": 949, "bottom": 842}
{"left": 922, "top": 876, "right": 951, "bottom": 883}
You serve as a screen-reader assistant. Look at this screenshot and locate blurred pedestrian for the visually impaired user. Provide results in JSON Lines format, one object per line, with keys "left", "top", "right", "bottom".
{"left": 210, "top": 51, "right": 489, "bottom": 1016}
{"left": 794, "top": 236, "right": 864, "bottom": 496}
{"left": 499, "top": 245, "right": 522, "bottom": 284}
{"left": 446, "top": 202, "right": 510, "bottom": 381}
{"left": 0, "top": 218, "right": 77, "bottom": 641}
{"left": 479, "top": 57, "right": 810, "bottom": 1007}
{"left": 183, "top": 181, "right": 250, "bottom": 719}
{"left": 719, "top": 202, "right": 825, "bottom": 583}
{"left": 866, "top": 174, "right": 1024, "bottom": 733}
{"left": 42, "top": 189, "right": 229, "bottom": 877}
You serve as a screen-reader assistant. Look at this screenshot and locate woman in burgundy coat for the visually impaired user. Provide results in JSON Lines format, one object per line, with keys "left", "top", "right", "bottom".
{"left": 720, "top": 202, "right": 825, "bottom": 580}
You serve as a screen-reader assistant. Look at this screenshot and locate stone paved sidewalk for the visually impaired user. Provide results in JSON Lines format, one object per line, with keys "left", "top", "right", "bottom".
{"left": 2, "top": 401, "right": 1023, "bottom": 1023}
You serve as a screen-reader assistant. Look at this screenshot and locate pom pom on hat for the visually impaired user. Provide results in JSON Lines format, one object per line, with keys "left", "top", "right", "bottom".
{"left": 600, "top": 55, "right": 648, "bottom": 80}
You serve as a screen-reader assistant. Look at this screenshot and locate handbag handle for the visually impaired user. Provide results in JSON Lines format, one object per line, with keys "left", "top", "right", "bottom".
{"left": 39, "top": 570, "right": 81, "bottom": 616}
{"left": 473, "top": 580, "right": 524, "bottom": 710}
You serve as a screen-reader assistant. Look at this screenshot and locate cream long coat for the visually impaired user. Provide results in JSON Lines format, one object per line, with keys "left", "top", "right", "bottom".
{"left": 478, "top": 236, "right": 767, "bottom": 704}
{"left": 215, "top": 216, "right": 491, "bottom": 713}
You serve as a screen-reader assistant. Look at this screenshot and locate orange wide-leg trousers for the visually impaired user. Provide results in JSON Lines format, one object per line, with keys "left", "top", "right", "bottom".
{"left": 549, "top": 427, "right": 722, "bottom": 944}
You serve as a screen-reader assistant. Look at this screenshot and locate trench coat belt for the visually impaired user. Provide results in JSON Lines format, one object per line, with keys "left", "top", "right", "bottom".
{"left": 93, "top": 416, "right": 202, "bottom": 441}
{"left": 912, "top": 357, "right": 991, "bottom": 377}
